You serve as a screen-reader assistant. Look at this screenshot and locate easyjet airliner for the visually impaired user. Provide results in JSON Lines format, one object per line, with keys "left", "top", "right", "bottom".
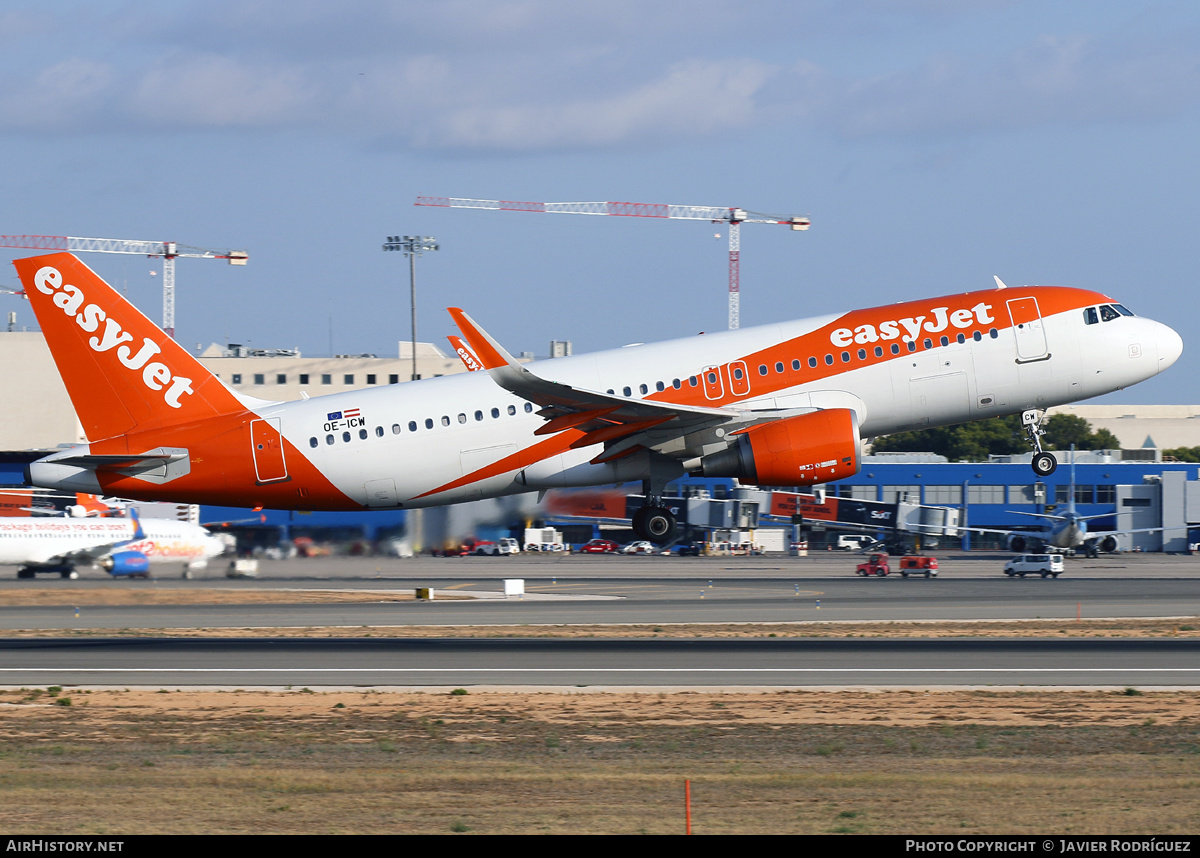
{"left": 13, "top": 253, "right": 1182, "bottom": 542}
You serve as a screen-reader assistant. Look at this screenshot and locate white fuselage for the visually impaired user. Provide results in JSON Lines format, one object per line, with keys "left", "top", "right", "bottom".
{"left": 255, "top": 298, "right": 1179, "bottom": 508}
{"left": 0, "top": 517, "right": 226, "bottom": 569}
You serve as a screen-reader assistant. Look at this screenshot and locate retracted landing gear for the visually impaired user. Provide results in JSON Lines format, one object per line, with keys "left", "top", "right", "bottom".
{"left": 633, "top": 504, "right": 677, "bottom": 544}
{"left": 1021, "top": 409, "right": 1058, "bottom": 477}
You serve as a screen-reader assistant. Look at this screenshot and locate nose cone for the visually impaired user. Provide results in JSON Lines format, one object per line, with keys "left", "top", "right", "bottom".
{"left": 1156, "top": 321, "right": 1184, "bottom": 374}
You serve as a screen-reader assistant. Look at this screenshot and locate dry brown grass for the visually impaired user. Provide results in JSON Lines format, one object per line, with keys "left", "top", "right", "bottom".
{"left": 2, "top": 687, "right": 1200, "bottom": 834}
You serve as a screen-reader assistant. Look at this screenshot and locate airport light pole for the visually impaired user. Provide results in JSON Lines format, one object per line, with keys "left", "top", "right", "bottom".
{"left": 382, "top": 235, "right": 439, "bottom": 381}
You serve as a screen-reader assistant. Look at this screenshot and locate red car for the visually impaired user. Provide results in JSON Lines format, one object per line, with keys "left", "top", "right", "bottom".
{"left": 579, "top": 539, "right": 620, "bottom": 554}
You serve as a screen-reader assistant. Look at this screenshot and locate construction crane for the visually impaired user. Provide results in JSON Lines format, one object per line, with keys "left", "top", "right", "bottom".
{"left": 415, "top": 196, "right": 809, "bottom": 329}
{"left": 0, "top": 235, "right": 248, "bottom": 339}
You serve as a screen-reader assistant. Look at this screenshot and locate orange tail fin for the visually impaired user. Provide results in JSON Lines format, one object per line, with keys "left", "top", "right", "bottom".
{"left": 12, "top": 252, "right": 244, "bottom": 441}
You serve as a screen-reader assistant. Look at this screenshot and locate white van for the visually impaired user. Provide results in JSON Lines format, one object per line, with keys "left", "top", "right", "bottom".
{"left": 835, "top": 534, "right": 874, "bottom": 551}
{"left": 1003, "top": 554, "right": 1065, "bottom": 578}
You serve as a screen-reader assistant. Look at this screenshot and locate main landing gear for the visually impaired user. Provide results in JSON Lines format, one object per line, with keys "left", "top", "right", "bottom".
{"left": 1022, "top": 409, "right": 1058, "bottom": 477}
{"left": 632, "top": 503, "right": 677, "bottom": 543}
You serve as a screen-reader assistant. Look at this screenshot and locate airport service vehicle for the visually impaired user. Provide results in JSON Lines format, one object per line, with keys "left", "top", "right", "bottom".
{"left": 1003, "top": 554, "right": 1065, "bottom": 578}
{"left": 622, "top": 541, "right": 659, "bottom": 555}
{"left": 579, "top": 538, "right": 620, "bottom": 554}
{"left": 836, "top": 534, "right": 875, "bottom": 551}
{"left": 897, "top": 555, "right": 938, "bottom": 577}
{"left": 0, "top": 510, "right": 226, "bottom": 578}
{"left": 856, "top": 553, "right": 890, "bottom": 576}
{"left": 474, "top": 538, "right": 519, "bottom": 556}
{"left": 856, "top": 554, "right": 938, "bottom": 577}
{"left": 15, "top": 254, "right": 1182, "bottom": 544}
{"left": 523, "top": 527, "right": 564, "bottom": 552}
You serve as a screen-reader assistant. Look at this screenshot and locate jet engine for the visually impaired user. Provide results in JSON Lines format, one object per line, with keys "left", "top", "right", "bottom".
{"left": 1096, "top": 535, "right": 1118, "bottom": 554}
{"left": 697, "top": 408, "right": 860, "bottom": 487}
{"left": 1007, "top": 534, "right": 1028, "bottom": 553}
{"left": 102, "top": 551, "right": 150, "bottom": 577}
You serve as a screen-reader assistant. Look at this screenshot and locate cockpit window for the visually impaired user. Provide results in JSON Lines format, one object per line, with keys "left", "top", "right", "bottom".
{"left": 1100, "top": 305, "right": 1120, "bottom": 322}
{"left": 1114, "top": 304, "right": 1134, "bottom": 316}
{"left": 1083, "top": 307, "right": 1098, "bottom": 325}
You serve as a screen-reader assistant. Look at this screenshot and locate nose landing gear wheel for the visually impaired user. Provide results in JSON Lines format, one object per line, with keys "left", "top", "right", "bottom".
{"left": 1032, "top": 451, "right": 1058, "bottom": 476}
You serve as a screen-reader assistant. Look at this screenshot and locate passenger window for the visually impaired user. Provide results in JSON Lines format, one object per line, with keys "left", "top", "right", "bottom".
{"left": 524, "top": 403, "right": 533, "bottom": 412}
{"left": 441, "top": 416, "right": 450, "bottom": 427}
{"left": 457, "top": 413, "right": 467, "bottom": 424}
{"left": 841, "top": 352, "right": 850, "bottom": 363}
{"left": 309, "top": 437, "right": 318, "bottom": 448}
{"left": 375, "top": 426, "right": 384, "bottom": 437}
{"left": 672, "top": 379, "right": 682, "bottom": 389}
{"left": 359, "top": 429, "right": 368, "bottom": 439}
{"left": 923, "top": 338, "right": 932, "bottom": 349}
{"left": 791, "top": 359, "right": 800, "bottom": 370}
{"left": 507, "top": 405, "right": 516, "bottom": 416}
{"left": 408, "top": 422, "right": 417, "bottom": 432}
{"left": 491, "top": 408, "right": 500, "bottom": 418}
{"left": 639, "top": 384, "right": 648, "bottom": 394}
{"left": 623, "top": 386, "right": 632, "bottom": 396}
{"left": 326, "top": 434, "right": 334, "bottom": 445}
{"left": 758, "top": 365, "right": 768, "bottom": 375}
{"left": 342, "top": 432, "right": 351, "bottom": 442}
{"left": 856, "top": 349, "right": 865, "bottom": 360}
{"left": 392, "top": 424, "right": 401, "bottom": 435}
{"left": 874, "top": 346, "right": 883, "bottom": 357}
{"left": 825, "top": 354, "right": 833, "bottom": 365}
{"left": 655, "top": 381, "right": 665, "bottom": 392}
{"left": 940, "top": 336, "right": 949, "bottom": 347}
{"left": 474, "top": 411, "right": 483, "bottom": 421}
{"left": 808, "top": 357, "right": 817, "bottom": 368}
{"left": 892, "top": 343, "right": 901, "bottom": 354}
{"left": 425, "top": 418, "right": 434, "bottom": 429}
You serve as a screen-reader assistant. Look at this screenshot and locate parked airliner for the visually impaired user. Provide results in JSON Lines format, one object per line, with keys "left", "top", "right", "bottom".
{"left": 13, "top": 253, "right": 1182, "bottom": 542}
{"left": 0, "top": 508, "right": 227, "bottom": 578}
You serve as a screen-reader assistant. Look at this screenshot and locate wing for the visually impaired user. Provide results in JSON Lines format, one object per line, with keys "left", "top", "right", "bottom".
{"left": 448, "top": 307, "right": 817, "bottom": 464}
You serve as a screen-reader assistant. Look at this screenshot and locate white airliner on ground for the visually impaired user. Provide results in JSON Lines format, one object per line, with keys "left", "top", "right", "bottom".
{"left": 13, "top": 253, "right": 1182, "bottom": 543}
{"left": 0, "top": 509, "right": 227, "bottom": 578}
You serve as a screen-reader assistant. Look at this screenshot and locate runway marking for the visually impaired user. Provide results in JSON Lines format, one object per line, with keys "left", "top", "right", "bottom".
{"left": 3, "top": 668, "right": 1200, "bottom": 674}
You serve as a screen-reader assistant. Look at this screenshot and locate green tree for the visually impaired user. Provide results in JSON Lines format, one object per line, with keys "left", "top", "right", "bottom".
{"left": 1164, "top": 446, "right": 1200, "bottom": 463}
{"left": 1042, "top": 414, "right": 1120, "bottom": 451}
{"left": 872, "top": 413, "right": 1119, "bottom": 461}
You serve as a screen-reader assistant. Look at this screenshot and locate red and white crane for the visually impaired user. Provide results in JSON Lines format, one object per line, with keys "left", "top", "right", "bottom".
{"left": 0, "top": 235, "right": 248, "bottom": 339}
{"left": 414, "top": 196, "right": 809, "bottom": 330}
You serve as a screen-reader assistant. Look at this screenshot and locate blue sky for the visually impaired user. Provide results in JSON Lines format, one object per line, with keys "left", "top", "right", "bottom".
{"left": 1, "top": 1, "right": 1197, "bottom": 405}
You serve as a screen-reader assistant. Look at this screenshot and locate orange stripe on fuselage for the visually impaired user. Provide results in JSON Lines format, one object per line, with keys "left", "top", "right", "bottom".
{"left": 88, "top": 412, "right": 361, "bottom": 511}
{"left": 414, "top": 429, "right": 586, "bottom": 500}
{"left": 641, "top": 286, "right": 1108, "bottom": 410}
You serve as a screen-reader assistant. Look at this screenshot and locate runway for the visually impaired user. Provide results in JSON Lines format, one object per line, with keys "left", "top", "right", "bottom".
{"left": 2, "top": 637, "right": 1199, "bottom": 687}
{"left": 1, "top": 552, "right": 1196, "bottom": 687}
{"left": 1, "top": 577, "right": 1197, "bottom": 629}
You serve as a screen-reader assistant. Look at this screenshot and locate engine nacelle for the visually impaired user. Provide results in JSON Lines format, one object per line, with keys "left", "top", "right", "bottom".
{"left": 698, "top": 408, "right": 860, "bottom": 487}
{"left": 1097, "top": 535, "right": 1118, "bottom": 553}
{"left": 103, "top": 550, "right": 150, "bottom": 577}
{"left": 1007, "top": 534, "right": 1028, "bottom": 553}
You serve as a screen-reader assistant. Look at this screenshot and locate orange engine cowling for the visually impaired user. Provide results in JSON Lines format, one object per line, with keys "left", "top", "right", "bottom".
{"left": 699, "top": 408, "right": 861, "bottom": 487}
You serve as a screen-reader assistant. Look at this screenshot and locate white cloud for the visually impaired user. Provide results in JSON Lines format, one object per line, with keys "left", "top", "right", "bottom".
{"left": 0, "top": 2, "right": 1197, "bottom": 150}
